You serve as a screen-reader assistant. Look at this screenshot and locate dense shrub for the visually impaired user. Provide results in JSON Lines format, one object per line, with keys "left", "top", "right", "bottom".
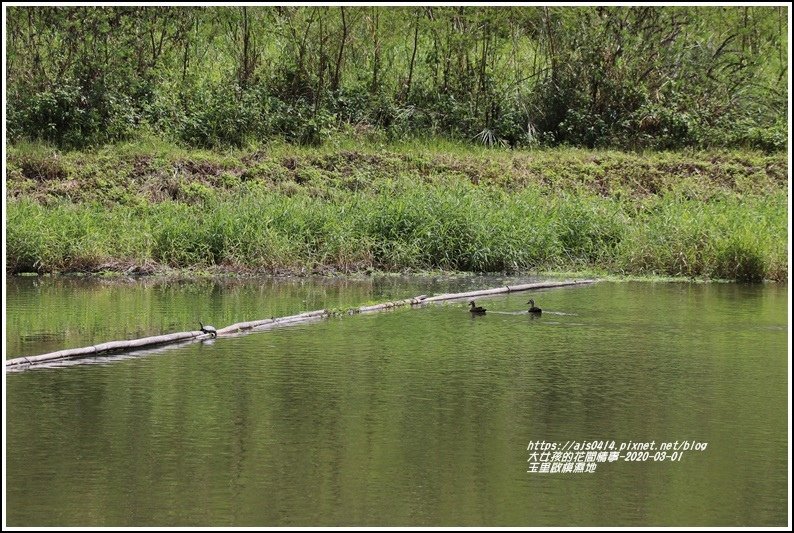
{"left": 6, "top": 6, "right": 787, "bottom": 151}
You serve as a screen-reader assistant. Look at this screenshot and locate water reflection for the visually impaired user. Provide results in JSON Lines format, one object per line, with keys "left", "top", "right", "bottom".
{"left": 5, "top": 278, "right": 789, "bottom": 526}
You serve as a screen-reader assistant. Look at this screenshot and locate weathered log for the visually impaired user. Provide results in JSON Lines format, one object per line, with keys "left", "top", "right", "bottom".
{"left": 252, "top": 310, "right": 331, "bottom": 330}
{"left": 421, "top": 279, "right": 595, "bottom": 303}
{"left": 6, "top": 280, "right": 596, "bottom": 368}
{"left": 217, "top": 309, "right": 330, "bottom": 335}
{"left": 6, "top": 331, "right": 207, "bottom": 368}
{"left": 357, "top": 295, "right": 427, "bottom": 313}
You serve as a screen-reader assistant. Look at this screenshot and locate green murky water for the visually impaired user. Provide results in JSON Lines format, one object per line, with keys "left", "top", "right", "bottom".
{"left": 4, "top": 276, "right": 789, "bottom": 526}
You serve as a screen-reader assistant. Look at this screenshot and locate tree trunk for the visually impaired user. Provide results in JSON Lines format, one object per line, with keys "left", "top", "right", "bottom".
{"left": 404, "top": 11, "right": 420, "bottom": 101}
{"left": 370, "top": 8, "right": 380, "bottom": 93}
{"left": 331, "top": 6, "right": 347, "bottom": 92}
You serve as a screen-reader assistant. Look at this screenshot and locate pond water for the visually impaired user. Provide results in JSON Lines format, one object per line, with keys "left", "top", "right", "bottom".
{"left": 4, "top": 276, "right": 789, "bottom": 526}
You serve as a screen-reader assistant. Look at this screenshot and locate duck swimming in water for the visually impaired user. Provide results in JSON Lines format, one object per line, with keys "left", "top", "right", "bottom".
{"left": 527, "top": 299, "right": 542, "bottom": 314}
{"left": 469, "top": 301, "right": 487, "bottom": 314}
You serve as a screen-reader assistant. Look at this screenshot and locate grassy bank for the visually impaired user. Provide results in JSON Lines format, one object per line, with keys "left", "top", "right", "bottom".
{"left": 5, "top": 139, "right": 788, "bottom": 282}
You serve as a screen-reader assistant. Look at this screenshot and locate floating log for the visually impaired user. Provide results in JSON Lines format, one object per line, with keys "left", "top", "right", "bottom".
{"left": 5, "top": 331, "right": 208, "bottom": 368}
{"left": 422, "top": 279, "right": 595, "bottom": 303}
{"left": 217, "top": 309, "right": 330, "bottom": 335}
{"left": 357, "top": 295, "right": 428, "bottom": 313}
{"left": 6, "top": 279, "right": 596, "bottom": 369}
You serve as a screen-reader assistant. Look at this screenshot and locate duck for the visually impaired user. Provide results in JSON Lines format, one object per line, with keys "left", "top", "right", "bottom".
{"left": 527, "top": 299, "right": 542, "bottom": 314}
{"left": 469, "top": 300, "right": 487, "bottom": 314}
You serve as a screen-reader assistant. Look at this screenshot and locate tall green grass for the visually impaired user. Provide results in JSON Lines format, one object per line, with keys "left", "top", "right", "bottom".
{"left": 7, "top": 179, "right": 787, "bottom": 281}
{"left": 616, "top": 192, "right": 788, "bottom": 282}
